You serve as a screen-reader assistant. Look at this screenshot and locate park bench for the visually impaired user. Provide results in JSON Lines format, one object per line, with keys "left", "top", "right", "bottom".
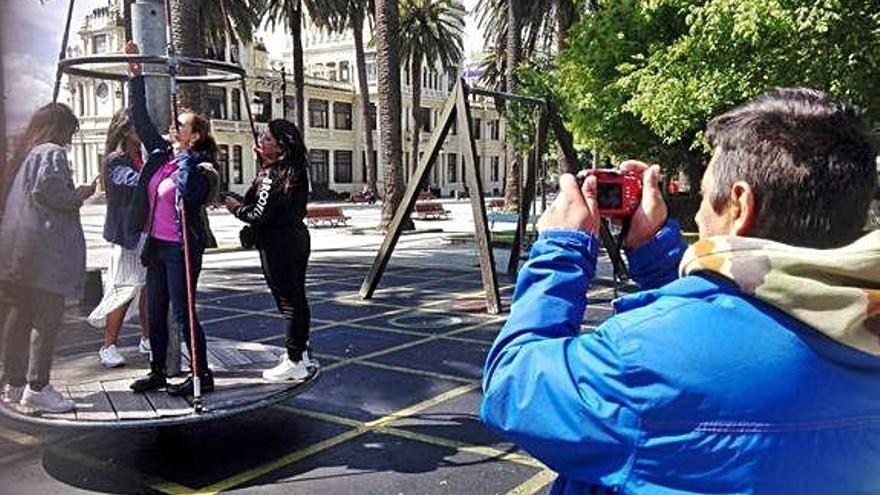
{"left": 413, "top": 201, "right": 451, "bottom": 220}
{"left": 306, "top": 206, "right": 350, "bottom": 227}
{"left": 418, "top": 191, "right": 436, "bottom": 201}
{"left": 487, "top": 198, "right": 505, "bottom": 211}
{"left": 349, "top": 192, "right": 366, "bottom": 203}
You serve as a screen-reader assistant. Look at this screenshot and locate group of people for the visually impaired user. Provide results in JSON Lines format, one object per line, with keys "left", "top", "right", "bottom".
{"left": 0, "top": 41, "right": 314, "bottom": 414}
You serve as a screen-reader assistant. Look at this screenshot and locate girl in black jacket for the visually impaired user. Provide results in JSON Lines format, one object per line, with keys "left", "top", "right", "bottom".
{"left": 224, "top": 119, "right": 312, "bottom": 381}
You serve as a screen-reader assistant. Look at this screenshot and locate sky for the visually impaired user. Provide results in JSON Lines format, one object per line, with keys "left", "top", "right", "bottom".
{"left": 2, "top": 0, "right": 486, "bottom": 133}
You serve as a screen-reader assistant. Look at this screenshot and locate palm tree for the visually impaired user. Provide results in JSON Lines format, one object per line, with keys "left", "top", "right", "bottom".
{"left": 374, "top": 0, "right": 406, "bottom": 231}
{"left": 170, "top": 0, "right": 264, "bottom": 113}
{"left": 399, "top": 0, "right": 465, "bottom": 186}
{"left": 303, "top": 0, "right": 379, "bottom": 194}
{"left": 475, "top": 0, "right": 580, "bottom": 209}
{"left": 261, "top": 0, "right": 307, "bottom": 131}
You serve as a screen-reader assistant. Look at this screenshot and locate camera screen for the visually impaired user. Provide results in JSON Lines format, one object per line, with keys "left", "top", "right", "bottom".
{"left": 597, "top": 183, "right": 623, "bottom": 209}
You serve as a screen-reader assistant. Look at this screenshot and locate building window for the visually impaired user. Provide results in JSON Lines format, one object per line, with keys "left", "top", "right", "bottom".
{"left": 231, "top": 88, "right": 242, "bottom": 120}
{"left": 368, "top": 103, "right": 377, "bottom": 131}
{"left": 418, "top": 107, "right": 431, "bottom": 133}
{"left": 77, "top": 84, "right": 85, "bottom": 115}
{"left": 310, "top": 149, "right": 330, "bottom": 187}
{"left": 491, "top": 156, "right": 500, "bottom": 182}
{"left": 232, "top": 145, "right": 243, "bottom": 184}
{"left": 95, "top": 82, "right": 109, "bottom": 100}
{"left": 326, "top": 62, "right": 337, "bottom": 81}
{"left": 309, "top": 99, "right": 329, "bottom": 128}
{"left": 450, "top": 111, "right": 457, "bottom": 135}
{"left": 489, "top": 120, "right": 500, "bottom": 140}
{"left": 92, "top": 34, "right": 108, "bottom": 54}
{"left": 339, "top": 61, "right": 350, "bottom": 82}
{"left": 284, "top": 95, "right": 296, "bottom": 120}
{"left": 334, "top": 150, "right": 353, "bottom": 183}
{"left": 473, "top": 118, "right": 482, "bottom": 140}
{"left": 365, "top": 62, "right": 377, "bottom": 81}
{"left": 255, "top": 91, "right": 272, "bottom": 122}
{"left": 206, "top": 86, "right": 227, "bottom": 120}
{"left": 334, "top": 102, "right": 352, "bottom": 130}
{"left": 447, "top": 69, "right": 456, "bottom": 91}
{"left": 447, "top": 154, "right": 458, "bottom": 183}
{"left": 217, "top": 145, "right": 229, "bottom": 188}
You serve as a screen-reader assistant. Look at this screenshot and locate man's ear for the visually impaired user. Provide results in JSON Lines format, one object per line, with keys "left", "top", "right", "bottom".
{"left": 727, "top": 181, "right": 756, "bottom": 236}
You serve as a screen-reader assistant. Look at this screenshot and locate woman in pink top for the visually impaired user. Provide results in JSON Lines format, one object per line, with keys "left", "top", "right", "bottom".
{"left": 124, "top": 42, "right": 219, "bottom": 397}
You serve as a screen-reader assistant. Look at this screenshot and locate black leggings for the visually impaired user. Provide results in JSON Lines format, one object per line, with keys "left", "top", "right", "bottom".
{"left": 258, "top": 228, "right": 310, "bottom": 360}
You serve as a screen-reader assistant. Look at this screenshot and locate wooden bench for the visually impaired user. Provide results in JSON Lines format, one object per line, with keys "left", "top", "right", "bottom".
{"left": 306, "top": 206, "right": 350, "bottom": 227}
{"left": 487, "top": 198, "right": 505, "bottom": 211}
{"left": 418, "top": 191, "right": 436, "bottom": 201}
{"left": 349, "top": 192, "right": 366, "bottom": 203}
{"left": 413, "top": 201, "right": 451, "bottom": 220}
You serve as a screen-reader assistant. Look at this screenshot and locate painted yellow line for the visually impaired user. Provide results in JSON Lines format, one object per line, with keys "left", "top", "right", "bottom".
{"left": 505, "top": 468, "right": 557, "bottom": 495}
{"left": 0, "top": 425, "right": 40, "bottom": 447}
{"left": 200, "top": 383, "right": 479, "bottom": 493}
{"left": 341, "top": 358, "right": 475, "bottom": 384}
{"left": 195, "top": 428, "right": 366, "bottom": 495}
{"left": 374, "top": 426, "right": 544, "bottom": 469}
{"left": 51, "top": 445, "right": 197, "bottom": 495}
{"left": 365, "top": 383, "right": 479, "bottom": 428}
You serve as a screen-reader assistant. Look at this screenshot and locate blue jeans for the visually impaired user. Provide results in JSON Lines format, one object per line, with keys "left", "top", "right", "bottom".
{"left": 146, "top": 239, "right": 208, "bottom": 375}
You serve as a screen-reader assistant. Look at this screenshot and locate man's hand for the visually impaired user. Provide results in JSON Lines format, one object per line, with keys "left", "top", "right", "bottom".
{"left": 537, "top": 173, "right": 599, "bottom": 236}
{"left": 620, "top": 160, "right": 667, "bottom": 249}
{"left": 125, "top": 41, "right": 142, "bottom": 76}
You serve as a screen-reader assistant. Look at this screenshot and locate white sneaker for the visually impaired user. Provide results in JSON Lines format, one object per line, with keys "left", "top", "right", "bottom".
{"left": 99, "top": 345, "right": 125, "bottom": 368}
{"left": 20, "top": 384, "right": 75, "bottom": 413}
{"left": 138, "top": 337, "right": 151, "bottom": 355}
{"left": 262, "top": 355, "right": 310, "bottom": 382}
{"left": 1, "top": 384, "right": 24, "bottom": 404}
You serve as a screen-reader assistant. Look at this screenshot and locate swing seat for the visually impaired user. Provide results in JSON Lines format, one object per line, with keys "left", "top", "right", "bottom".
{"left": 0, "top": 339, "right": 319, "bottom": 429}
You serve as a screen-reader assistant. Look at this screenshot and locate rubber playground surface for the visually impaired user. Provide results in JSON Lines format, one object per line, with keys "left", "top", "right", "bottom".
{"left": 0, "top": 256, "right": 621, "bottom": 494}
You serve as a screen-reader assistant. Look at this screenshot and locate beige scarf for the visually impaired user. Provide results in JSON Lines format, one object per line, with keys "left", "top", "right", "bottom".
{"left": 679, "top": 232, "right": 880, "bottom": 356}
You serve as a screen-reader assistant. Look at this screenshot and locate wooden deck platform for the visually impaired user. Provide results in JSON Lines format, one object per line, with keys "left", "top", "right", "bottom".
{"left": 0, "top": 338, "right": 318, "bottom": 428}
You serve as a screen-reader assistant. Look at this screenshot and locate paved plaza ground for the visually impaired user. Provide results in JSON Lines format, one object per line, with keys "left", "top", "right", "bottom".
{"left": 0, "top": 200, "right": 623, "bottom": 494}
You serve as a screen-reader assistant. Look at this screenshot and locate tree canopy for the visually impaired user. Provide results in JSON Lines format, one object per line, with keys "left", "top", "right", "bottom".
{"left": 556, "top": 0, "right": 880, "bottom": 169}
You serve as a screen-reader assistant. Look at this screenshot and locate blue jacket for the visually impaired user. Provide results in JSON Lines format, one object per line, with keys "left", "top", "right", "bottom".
{"left": 102, "top": 151, "right": 141, "bottom": 249}
{"left": 481, "top": 221, "right": 880, "bottom": 494}
{"left": 127, "top": 75, "right": 211, "bottom": 252}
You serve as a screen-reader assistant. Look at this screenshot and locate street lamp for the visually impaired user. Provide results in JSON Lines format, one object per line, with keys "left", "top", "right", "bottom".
{"left": 249, "top": 95, "right": 264, "bottom": 121}
{"left": 270, "top": 60, "right": 288, "bottom": 119}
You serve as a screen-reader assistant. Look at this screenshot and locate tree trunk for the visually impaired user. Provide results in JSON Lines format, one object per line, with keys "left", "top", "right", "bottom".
{"left": 353, "top": 8, "right": 377, "bottom": 193}
{"left": 170, "top": 0, "right": 205, "bottom": 114}
{"left": 291, "top": 1, "right": 305, "bottom": 133}
{"left": 375, "top": 0, "right": 411, "bottom": 231}
{"left": 410, "top": 51, "right": 423, "bottom": 182}
{"left": 503, "top": 0, "right": 522, "bottom": 211}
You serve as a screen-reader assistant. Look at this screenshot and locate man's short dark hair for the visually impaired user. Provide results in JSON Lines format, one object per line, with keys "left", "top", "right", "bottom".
{"left": 705, "top": 87, "right": 877, "bottom": 248}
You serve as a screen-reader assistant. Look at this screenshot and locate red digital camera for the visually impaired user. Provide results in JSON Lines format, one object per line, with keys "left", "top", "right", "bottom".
{"left": 577, "top": 169, "right": 642, "bottom": 218}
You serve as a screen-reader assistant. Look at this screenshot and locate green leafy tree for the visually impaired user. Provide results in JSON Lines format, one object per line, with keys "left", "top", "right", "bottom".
{"left": 558, "top": 0, "right": 880, "bottom": 184}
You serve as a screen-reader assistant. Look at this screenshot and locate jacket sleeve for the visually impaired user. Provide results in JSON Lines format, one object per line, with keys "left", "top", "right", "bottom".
{"left": 128, "top": 75, "right": 171, "bottom": 157}
{"left": 105, "top": 154, "right": 140, "bottom": 188}
{"left": 234, "top": 176, "right": 284, "bottom": 225}
{"left": 481, "top": 230, "right": 641, "bottom": 487}
{"left": 32, "top": 147, "right": 83, "bottom": 212}
{"left": 175, "top": 151, "right": 208, "bottom": 208}
{"left": 625, "top": 219, "right": 687, "bottom": 290}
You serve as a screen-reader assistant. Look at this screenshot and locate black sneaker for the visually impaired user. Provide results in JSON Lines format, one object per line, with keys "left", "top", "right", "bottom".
{"left": 167, "top": 372, "right": 214, "bottom": 397}
{"left": 130, "top": 372, "right": 167, "bottom": 393}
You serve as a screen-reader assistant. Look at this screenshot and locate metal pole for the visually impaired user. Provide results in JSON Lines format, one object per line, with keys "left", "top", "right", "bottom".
{"left": 52, "top": 0, "right": 77, "bottom": 104}
{"left": 281, "top": 65, "right": 287, "bottom": 120}
{"left": 131, "top": 0, "right": 179, "bottom": 375}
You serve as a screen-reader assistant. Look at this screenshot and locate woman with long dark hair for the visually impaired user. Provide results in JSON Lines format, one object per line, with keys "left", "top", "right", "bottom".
{"left": 224, "top": 119, "right": 313, "bottom": 381}
{"left": 125, "top": 42, "right": 219, "bottom": 396}
{"left": 87, "top": 109, "right": 150, "bottom": 367}
{"left": 0, "top": 102, "right": 96, "bottom": 413}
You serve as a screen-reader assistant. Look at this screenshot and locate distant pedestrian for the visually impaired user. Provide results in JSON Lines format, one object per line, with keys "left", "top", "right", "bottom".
{"left": 0, "top": 102, "right": 96, "bottom": 413}
{"left": 224, "top": 119, "right": 313, "bottom": 382}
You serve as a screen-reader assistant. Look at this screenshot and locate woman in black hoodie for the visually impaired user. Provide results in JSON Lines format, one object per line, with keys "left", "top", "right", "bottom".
{"left": 224, "top": 119, "right": 312, "bottom": 382}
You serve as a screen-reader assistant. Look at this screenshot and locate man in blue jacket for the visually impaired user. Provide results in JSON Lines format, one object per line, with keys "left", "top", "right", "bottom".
{"left": 481, "top": 87, "right": 880, "bottom": 494}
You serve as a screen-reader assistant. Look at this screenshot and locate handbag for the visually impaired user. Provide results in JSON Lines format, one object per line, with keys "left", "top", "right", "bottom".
{"left": 239, "top": 225, "right": 256, "bottom": 249}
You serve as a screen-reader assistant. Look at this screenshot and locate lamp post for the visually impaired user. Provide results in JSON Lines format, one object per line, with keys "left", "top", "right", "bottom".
{"left": 270, "top": 60, "right": 287, "bottom": 119}
{"left": 249, "top": 95, "right": 265, "bottom": 122}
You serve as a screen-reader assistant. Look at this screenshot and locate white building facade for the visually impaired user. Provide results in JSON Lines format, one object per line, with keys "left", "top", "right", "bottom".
{"left": 66, "top": 2, "right": 508, "bottom": 198}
